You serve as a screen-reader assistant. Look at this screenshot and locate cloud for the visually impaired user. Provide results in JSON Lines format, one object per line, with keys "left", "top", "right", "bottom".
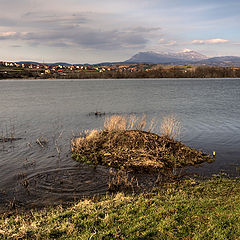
{"left": 130, "top": 27, "right": 161, "bottom": 33}
{"left": 0, "top": 32, "right": 17, "bottom": 37}
{"left": 159, "top": 38, "right": 177, "bottom": 46}
{"left": 0, "top": 9, "right": 161, "bottom": 51}
{"left": 0, "top": 32, "right": 28, "bottom": 40}
{"left": 11, "top": 45, "right": 22, "bottom": 48}
{"left": 0, "top": 18, "right": 18, "bottom": 27}
{"left": 0, "top": 27, "right": 154, "bottom": 50}
{"left": 191, "top": 38, "right": 229, "bottom": 44}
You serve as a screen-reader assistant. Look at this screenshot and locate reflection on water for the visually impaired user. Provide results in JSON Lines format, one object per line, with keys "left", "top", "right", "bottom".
{"left": 0, "top": 78, "right": 240, "bottom": 208}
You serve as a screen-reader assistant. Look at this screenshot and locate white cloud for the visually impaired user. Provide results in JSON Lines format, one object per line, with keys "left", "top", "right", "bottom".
{"left": 159, "top": 38, "right": 177, "bottom": 46}
{"left": 0, "top": 32, "right": 17, "bottom": 37}
{"left": 191, "top": 38, "right": 229, "bottom": 44}
{"left": 0, "top": 31, "right": 28, "bottom": 39}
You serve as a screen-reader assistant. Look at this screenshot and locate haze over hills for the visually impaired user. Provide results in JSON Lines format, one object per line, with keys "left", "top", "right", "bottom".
{"left": 196, "top": 56, "right": 240, "bottom": 67}
{"left": 6, "top": 50, "right": 240, "bottom": 67}
{"left": 17, "top": 61, "right": 72, "bottom": 66}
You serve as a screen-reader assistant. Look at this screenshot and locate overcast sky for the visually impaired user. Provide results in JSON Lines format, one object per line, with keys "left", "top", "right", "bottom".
{"left": 0, "top": 0, "right": 240, "bottom": 63}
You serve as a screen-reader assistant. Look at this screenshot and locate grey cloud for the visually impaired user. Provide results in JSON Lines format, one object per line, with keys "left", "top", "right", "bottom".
{"left": 0, "top": 18, "right": 18, "bottom": 27}
{"left": 130, "top": 27, "right": 161, "bottom": 33}
{"left": 0, "top": 23, "right": 156, "bottom": 50}
{"left": 22, "top": 12, "right": 88, "bottom": 25}
{"left": 0, "top": 6, "right": 161, "bottom": 52}
{"left": 47, "top": 42, "right": 72, "bottom": 48}
{"left": 11, "top": 45, "right": 22, "bottom": 48}
{"left": 0, "top": 12, "right": 88, "bottom": 31}
{"left": 26, "top": 28, "right": 149, "bottom": 50}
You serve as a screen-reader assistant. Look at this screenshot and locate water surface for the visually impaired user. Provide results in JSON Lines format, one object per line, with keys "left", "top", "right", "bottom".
{"left": 0, "top": 78, "right": 239, "bottom": 208}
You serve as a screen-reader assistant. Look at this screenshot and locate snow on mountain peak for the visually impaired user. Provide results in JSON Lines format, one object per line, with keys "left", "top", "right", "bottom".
{"left": 182, "top": 48, "right": 192, "bottom": 53}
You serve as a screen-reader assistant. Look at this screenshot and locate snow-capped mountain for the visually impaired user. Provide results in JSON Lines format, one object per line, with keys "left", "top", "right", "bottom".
{"left": 169, "top": 49, "right": 208, "bottom": 61}
{"left": 125, "top": 50, "right": 208, "bottom": 64}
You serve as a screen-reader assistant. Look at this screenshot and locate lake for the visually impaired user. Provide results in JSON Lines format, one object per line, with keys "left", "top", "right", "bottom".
{"left": 0, "top": 78, "right": 240, "bottom": 208}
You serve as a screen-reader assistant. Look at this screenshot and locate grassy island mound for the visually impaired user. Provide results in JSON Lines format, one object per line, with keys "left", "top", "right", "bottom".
{"left": 72, "top": 115, "right": 213, "bottom": 172}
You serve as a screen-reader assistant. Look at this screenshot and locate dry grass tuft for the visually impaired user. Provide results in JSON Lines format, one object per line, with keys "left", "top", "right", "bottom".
{"left": 85, "top": 129, "right": 100, "bottom": 140}
{"left": 160, "top": 115, "right": 181, "bottom": 140}
{"left": 127, "top": 115, "right": 137, "bottom": 130}
{"left": 135, "top": 114, "right": 147, "bottom": 130}
{"left": 71, "top": 129, "right": 100, "bottom": 152}
{"left": 104, "top": 114, "right": 149, "bottom": 132}
{"left": 147, "top": 117, "right": 157, "bottom": 132}
{"left": 104, "top": 115, "right": 127, "bottom": 131}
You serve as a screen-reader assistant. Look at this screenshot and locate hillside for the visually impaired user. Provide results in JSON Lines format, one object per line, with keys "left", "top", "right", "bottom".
{"left": 125, "top": 50, "right": 240, "bottom": 67}
{"left": 125, "top": 50, "right": 207, "bottom": 64}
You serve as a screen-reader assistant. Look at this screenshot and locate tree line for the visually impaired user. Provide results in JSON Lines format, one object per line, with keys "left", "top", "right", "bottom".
{"left": 1, "top": 66, "right": 240, "bottom": 79}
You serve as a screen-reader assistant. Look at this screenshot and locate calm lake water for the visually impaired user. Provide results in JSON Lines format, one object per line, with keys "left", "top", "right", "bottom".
{"left": 0, "top": 78, "right": 240, "bottom": 208}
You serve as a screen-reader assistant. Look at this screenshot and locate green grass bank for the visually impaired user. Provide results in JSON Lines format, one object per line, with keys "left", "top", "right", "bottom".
{"left": 1, "top": 177, "right": 240, "bottom": 239}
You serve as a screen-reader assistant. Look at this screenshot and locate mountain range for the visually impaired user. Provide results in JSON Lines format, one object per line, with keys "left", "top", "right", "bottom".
{"left": 125, "top": 50, "right": 240, "bottom": 66}
{"left": 17, "top": 61, "right": 73, "bottom": 66}
{"left": 15, "top": 50, "right": 240, "bottom": 67}
{"left": 125, "top": 49, "right": 207, "bottom": 64}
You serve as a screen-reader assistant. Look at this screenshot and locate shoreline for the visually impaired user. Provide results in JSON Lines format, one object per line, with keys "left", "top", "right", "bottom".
{"left": 1, "top": 176, "right": 239, "bottom": 239}
{"left": 1, "top": 77, "right": 240, "bottom": 81}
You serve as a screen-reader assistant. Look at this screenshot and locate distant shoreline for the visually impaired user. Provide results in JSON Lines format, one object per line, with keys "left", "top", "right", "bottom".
{"left": 1, "top": 64, "right": 240, "bottom": 79}
{"left": 1, "top": 77, "right": 240, "bottom": 81}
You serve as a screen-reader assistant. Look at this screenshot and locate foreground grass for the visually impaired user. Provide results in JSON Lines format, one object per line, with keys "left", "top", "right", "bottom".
{"left": 1, "top": 177, "right": 240, "bottom": 239}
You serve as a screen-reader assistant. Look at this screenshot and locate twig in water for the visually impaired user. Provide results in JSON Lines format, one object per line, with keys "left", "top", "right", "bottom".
{"left": 54, "top": 130, "right": 64, "bottom": 159}
{"left": 36, "top": 137, "right": 48, "bottom": 148}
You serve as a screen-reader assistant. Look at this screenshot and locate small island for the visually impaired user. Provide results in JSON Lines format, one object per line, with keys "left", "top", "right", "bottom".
{"left": 72, "top": 115, "right": 213, "bottom": 173}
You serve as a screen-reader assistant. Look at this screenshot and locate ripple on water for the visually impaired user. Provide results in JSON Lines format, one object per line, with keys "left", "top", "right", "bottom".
{"left": 11, "top": 165, "right": 110, "bottom": 208}
{"left": 27, "top": 166, "right": 109, "bottom": 195}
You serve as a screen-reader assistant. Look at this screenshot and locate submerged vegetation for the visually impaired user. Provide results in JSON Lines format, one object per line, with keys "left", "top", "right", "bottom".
{"left": 1, "top": 177, "right": 240, "bottom": 239}
{"left": 72, "top": 115, "right": 213, "bottom": 172}
{"left": 0, "top": 122, "right": 21, "bottom": 143}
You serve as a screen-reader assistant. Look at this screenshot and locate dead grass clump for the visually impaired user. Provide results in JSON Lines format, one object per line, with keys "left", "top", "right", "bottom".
{"left": 104, "top": 114, "right": 149, "bottom": 132}
{"left": 147, "top": 117, "right": 157, "bottom": 132}
{"left": 135, "top": 114, "right": 147, "bottom": 130}
{"left": 127, "top": 115, "right": 137, "bottom": 130}
{"left": 160, "top": 115, "right": 181, "bottom": 140}
{"left": 104, "top": 115, "right": 127, "bottom": 131}
{"left": 71, "top": 137, "right": 84, "bottom": 150}
{"left": 85, "top": 129, "right": 100, "bottom": 140}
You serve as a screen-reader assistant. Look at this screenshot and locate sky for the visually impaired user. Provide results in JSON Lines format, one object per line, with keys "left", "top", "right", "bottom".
{"left": 0, "top": 0, "right": 240, "bottom": 63}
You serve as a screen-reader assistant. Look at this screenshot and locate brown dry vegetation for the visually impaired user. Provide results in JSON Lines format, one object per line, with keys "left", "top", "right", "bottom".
{"left": 72, "top": 115, "right": 213, "bottom": 173}
{"left": 160, "top": 114, "right": 181, "bottom": 139}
